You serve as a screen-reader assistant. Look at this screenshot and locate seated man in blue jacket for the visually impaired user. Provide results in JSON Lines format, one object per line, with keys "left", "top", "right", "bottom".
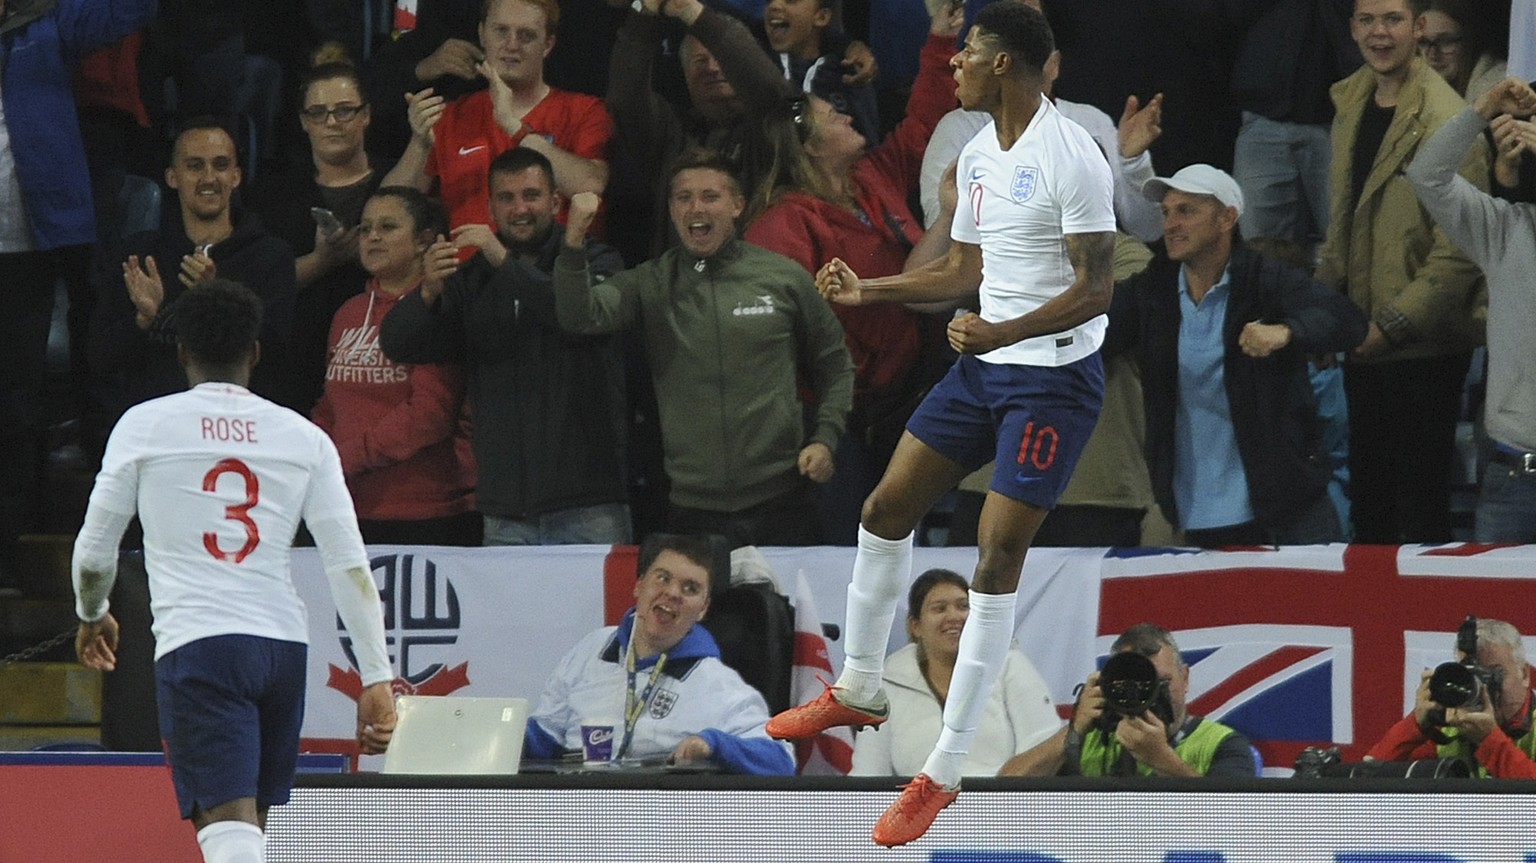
{"left": 1102, "top": 164, "right": 1368, "bottom": 547}
{"left": 524, "top": 533, "right": 795, "bottom": 775}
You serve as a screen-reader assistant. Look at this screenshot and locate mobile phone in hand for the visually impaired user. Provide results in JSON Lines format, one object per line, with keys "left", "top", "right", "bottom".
{"left": 311, "top": 207, "right": 345, "bottom": 237}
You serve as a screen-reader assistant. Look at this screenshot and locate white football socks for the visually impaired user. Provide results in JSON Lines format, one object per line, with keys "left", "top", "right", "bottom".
{"left": 196, "top": 820, "right": 264, "bottom": 863}
{"left": 922, "top": 589, "right": 1017, "bottom": 788}
{"left": 835, "top": 526, "right": 913, "bottom": 702}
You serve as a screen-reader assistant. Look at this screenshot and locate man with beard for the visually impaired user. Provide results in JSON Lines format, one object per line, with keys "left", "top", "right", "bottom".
{"left": 381, "top": 147, "right": 632, "bottom": 544}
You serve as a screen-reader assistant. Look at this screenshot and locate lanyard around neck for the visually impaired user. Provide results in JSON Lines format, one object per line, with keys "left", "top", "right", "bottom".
{"left": 616, "top": 633, "right": 668, "bottom": 761}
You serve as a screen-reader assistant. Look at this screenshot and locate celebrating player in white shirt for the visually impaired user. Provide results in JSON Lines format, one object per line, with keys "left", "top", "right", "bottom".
{"left": 73, "top": 280, "right": 395, "bottom": 863}
{"left": 766, "top": 1, "right": 1115, "bottom": 846}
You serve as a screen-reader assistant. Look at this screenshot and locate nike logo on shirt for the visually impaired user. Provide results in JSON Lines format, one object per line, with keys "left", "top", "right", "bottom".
{"left": 459, "top": 145, "right": 487, "bottom": 156}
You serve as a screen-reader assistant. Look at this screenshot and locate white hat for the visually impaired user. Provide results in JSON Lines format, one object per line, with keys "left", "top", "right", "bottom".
{"left": 1141, "top": 164, "right": 1245, "bottom": 217}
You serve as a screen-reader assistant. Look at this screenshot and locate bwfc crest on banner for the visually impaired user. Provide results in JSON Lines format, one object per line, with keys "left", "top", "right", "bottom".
{"left": 327, "top": 553, "right": 472, "bottom": 701}
{"left": 1011, "top": 166, "right": 1039, "bottom": 203}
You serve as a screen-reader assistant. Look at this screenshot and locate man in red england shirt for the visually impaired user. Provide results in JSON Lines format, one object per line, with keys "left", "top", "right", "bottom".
{"left": 386, "top": 0, "right": 612, "bottom": 233}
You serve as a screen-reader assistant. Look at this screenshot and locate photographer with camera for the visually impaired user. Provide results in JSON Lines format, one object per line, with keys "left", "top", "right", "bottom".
{"left": 1000, "top": 623, "right": 1256, "bottom": 777}
{"left": 1366, "top": 617, "right": 1536, "bottom": 779}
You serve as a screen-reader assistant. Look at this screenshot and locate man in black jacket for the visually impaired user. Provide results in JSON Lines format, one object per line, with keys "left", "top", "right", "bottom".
{"left": 91, "top": 119, "right": 297, "bottom": 419}
{"left": 380, "top": 147, "right": 631, "bottom": 544}
{"left": 1103, "top": 164, "right": 1367, "bottom": 547}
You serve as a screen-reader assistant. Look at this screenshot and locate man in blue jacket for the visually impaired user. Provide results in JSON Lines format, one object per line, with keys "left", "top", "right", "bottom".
{"left": 1103, "top": 164, "right": 1368, "bottom": 546}
{"left": 0, "top": 0, "right": 157, "bottom": 594}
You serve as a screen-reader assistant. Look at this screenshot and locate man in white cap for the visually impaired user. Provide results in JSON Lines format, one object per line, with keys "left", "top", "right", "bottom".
{"left": 1101, "top": 164, "right": 1369, "bottom": 546}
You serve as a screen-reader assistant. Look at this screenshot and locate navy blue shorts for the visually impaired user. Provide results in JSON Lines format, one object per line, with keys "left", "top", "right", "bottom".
{"left": 906, "top": 352, "right": 1104, "bottom": 508}
{"left": 155, "top": 634, "right": 308, "bottom": 819}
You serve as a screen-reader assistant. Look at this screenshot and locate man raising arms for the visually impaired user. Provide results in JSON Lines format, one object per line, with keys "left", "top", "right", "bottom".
{"left": 74, "top": 281, "right": 395, "bottom": 863}
{"left": 766, "top": 0, "right": 1115, "bottom": 846}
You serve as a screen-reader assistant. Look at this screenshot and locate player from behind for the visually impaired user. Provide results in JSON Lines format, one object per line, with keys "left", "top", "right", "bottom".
{"left": 72, "top": 280, "right": 396, "bottom": 863}
{"left": 765, "top": 1, "right": 1115, "bottom": 846}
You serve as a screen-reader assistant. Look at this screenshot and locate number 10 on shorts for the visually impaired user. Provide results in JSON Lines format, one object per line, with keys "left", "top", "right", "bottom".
{"left": 1015, "top": 421, "right": 1058, "bottom": 471}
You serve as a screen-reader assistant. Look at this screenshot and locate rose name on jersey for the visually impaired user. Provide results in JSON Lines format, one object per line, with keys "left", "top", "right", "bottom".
{"left": 200, "top": 416, "right": 258, "bottom": 443}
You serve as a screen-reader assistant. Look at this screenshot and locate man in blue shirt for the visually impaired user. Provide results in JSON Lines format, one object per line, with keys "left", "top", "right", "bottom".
{"left": 1103, "top": 164, "right": 1368, "bottom": 546}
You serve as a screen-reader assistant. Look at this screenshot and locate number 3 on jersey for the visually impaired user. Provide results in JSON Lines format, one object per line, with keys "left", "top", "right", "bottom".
{"left": 202, "top": 458, "right": 261, "bottom": 563}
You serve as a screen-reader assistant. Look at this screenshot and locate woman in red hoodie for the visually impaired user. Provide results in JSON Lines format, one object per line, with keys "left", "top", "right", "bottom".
{"left": 312, "top": 186, "right": 478, "bottom": 545}
{"left": 743, "top": 3, "right": 960, "bottom": 542}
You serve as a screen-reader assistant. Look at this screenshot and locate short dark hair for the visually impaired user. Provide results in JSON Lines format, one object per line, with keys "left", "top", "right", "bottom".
{"left": 668, "top": 147, "right": 744, "bottom": 199}
{"left": 299, "top": 61, "right": 369, "bottom": 107}
{"left": 172, "top": 116, "right": 238, "bottom": 164}
{"left": 907, "top": 568, "right": 969, "bottom": 621}
{"left": 369, "top": 185, "right": 449, "bottom": 237}
{"left": 637, "top": 533, "right": 720, "bottom": 599}
{"left": 1110, "top": 622, "right": 1185, "bottom": 668}
{"left": 173, "top": 279, "right": 264, "bottom": 367}
{"left": 973, "top": 0, "right": 1055, "bottom": 74}
{"left": 489, "top": 147, "right": 556, "bottom": 192}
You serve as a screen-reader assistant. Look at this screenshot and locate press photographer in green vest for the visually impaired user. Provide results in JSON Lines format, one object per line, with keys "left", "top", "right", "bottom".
{"left": 999, "top": 623, "right": 1256, "bottom": 777}
{"left": 1366, "top": 616, "right": 1536, "bottom": 779}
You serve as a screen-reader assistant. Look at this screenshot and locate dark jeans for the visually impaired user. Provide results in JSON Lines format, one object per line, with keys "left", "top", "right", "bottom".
{"left": 946, "top": 491, "right": 1145, "bottom": 548}
{"left": 1344, "top": 353, "right": 1471, "bottom": 544}
{"left": 667, "top": 485, "right": 822, "bottom": 549}
{"left": 358, "top": 512, "right": 483, "bottom": 547}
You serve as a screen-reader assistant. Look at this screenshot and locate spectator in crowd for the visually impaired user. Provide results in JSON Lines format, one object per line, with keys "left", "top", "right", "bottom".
{"left": 1367, "top": 617, "right": 1536, "bottom": 778}
{"left": 388, "top": 0, "right": 612, "bottom": 234}
{"left": 311, "top": 187, "right": 478, "bottom": 546}
{"left": 72, "top": 279, "right": 396, "bottom": 863}
{"left": 1419, "top": 0, "right": 1506, "bottom": 103}
{"left": 248, "top": 62, "right": 392, "bottom": 413}
{"left": 0, "top": 0, "right": 156, "bottom": 594}
{"left": 743, "top": 0, "right": 960, "bottom": 542}
{"left": 851, "top": 569, "right": 1059, "bottom": 777}
{"left": 362, "top": 0, "right": 482, "bottom": 158}
{"left": 524, "top": 533, "right": 795, "bottom": 775}
{"left": 1404, "top": 77, "right": 1536, "bottom": 542}
{"left": 1000, "top": 623, "right": 1257, "bottom": 777}
{"left": 1103, "top": 165, "right": 1368, "bottom": 547}
{"left": 761, "top": 0, "right": 880, "bottom": 142}
{"left": 92, "top": 119, "right": 297, "bottom": 418}
{"left": 1315, "top": 0, "right": 1488, "bottom": 544}
{"left": 555, "top": 150, "right": 854, "bottom": 548}
{"left": 381, "top": 148, "right": 632, "bottom": 545}
{"left": 1228, "top": 0, "right": 1360, "bottom": 257}
{"left": 604, "top": 0, "right": 794, "bottom": 263}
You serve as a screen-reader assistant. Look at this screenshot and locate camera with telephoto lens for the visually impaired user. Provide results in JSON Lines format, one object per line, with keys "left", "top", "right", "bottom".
{"left": 1426, "top": 615, "right": 1505, "bottom": 720}
{"left": 1292, "top": 746, "right": 1474, "bottom": 779}
{"left": 1092, "top": 651, "right": 1174, "bottom": 732}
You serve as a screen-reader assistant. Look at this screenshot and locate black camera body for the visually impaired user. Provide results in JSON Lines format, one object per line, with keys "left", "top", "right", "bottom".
{"left": 1093, "top": 651, "right": 1175, "bottom": 733}
{"left": 1426, "top": 615, "right": 1505, "bottom": 724}
{"left": 1293, "top": 746, "right": 1474, "bottom": 779}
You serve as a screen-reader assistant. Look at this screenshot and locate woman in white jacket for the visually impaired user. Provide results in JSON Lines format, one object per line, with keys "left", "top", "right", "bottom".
{"left": 851, "top": 569, "right": 1061, "bottom": 777}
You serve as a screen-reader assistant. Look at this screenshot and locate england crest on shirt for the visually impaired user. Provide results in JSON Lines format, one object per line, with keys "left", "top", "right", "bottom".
{"left": 1010, "top": 166, "right": 1039, "bottom": 203}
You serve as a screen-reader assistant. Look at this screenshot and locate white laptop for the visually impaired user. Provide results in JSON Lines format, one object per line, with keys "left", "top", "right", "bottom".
{"left": 382, "top": 695, "right": 531, "bottom": 775}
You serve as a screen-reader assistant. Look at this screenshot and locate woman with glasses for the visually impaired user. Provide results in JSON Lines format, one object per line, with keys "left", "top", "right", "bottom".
{"left": 1419, "top": 0, "right": 1506, "bottom": 102}
{"left": 248, "top": 61, "right": 394, "bottom": 412}
{"left": 742, "top": 2, "right": 960, "bottom": 543}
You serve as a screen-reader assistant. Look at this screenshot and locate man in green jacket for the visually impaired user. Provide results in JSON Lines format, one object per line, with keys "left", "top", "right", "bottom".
{"left": 1000, "top": 623, "right": 1257, "bottom": 778}
{"left": 554, "top": 148, "right": 854, "bottom": 547}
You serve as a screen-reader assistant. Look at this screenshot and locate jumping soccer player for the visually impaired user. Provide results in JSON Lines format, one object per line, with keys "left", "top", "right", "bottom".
{"left": 73, "top": 280, "right": 396, "bottom": 863}
{"left": 765, "top": 1, "right": 1115, "bottom": 845}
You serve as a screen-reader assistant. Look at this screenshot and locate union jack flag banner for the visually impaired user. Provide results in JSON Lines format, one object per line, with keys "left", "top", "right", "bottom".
{"left": 1098, "top": 543, "right": 1536, "bottom": 771}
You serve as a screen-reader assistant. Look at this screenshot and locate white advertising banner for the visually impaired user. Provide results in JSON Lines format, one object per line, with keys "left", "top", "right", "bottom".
{"left": 292, "top": 545, "right": 1103, "bottom": 747}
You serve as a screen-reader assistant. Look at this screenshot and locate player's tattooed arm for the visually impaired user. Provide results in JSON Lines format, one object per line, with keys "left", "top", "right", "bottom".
{"left": 948, "top": 230, "right": 1117, "bottom": 354}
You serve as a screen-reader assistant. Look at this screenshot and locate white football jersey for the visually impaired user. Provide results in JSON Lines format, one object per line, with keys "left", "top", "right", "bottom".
{"left": 951, "top": 97, "right": 1116, "bottom": 367}
{"left": 86, "top": 383, "right": 369, "bottom": 659}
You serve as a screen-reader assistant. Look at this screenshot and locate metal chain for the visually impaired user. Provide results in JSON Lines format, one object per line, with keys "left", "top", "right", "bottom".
{"left": 1, "top": 628, "right": 76, "bottom": 667}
